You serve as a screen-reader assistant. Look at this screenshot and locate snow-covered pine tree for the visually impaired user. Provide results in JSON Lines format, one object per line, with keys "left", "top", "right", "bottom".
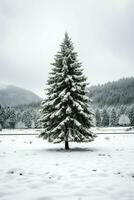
{"left": 110, "top": 108, "right": 117, "bottom": 127}
{"left": 40, "top": 33, "right": 96, "bottom": 150}
{"left": 0, "top": 104, "right": 5, "bottom": 128}
{"left": 8, "top": 108, "right": 16, "bottom": 129}
{"left": 129, "top": 105, "right": 134, "bottom": 126}
{"left": 95, "top": 109, "right": 101, "bottom": 127}
{"left": 118, "top": 105, "right": 126, "bottom": 117}
{"left": 22, "top": 110, "right": 32, "bottom": 128}
{"left": 101, "top": 109, "right": 109, "bottom": 127}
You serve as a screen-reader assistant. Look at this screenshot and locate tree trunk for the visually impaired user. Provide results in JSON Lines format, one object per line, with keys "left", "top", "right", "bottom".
{"left": 65, "top": 126, "right": 69, "bottom": 150}
{"left": 65, "top": 140, "right": 69, "bottom": 150}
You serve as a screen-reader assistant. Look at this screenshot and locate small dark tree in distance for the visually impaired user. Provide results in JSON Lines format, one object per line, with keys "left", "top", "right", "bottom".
{"left": 101, "top": 109, "right": 109, "bottom": 127}
{"left": 129, "top": 105, "right": 134, "bottom": 126}
{"left": 110, "top": 108, "right": 117, "bottom": 127}
{"left": 95, "top": 109, "right": 101, "bottom": 127}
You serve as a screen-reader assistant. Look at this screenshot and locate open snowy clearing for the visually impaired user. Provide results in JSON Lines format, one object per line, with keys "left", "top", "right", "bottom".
{"left": 1, "top": 127, "right": 134, "bottom": 135}
{"left": 0, "top": 129, "right": 134, "bottom": 200}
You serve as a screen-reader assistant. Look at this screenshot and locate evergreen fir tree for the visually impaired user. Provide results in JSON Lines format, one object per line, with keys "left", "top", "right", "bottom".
{"left": 34, "top": 110, "right": 41, "bottom": 128}
{"left": 9, "top": 108, "right": 16, "bottom": 129}
{"left": 118, "top": 105, "right": 126, "bottom": 117}
{"left": 40, "top": 33, "right": 96, "bottom": 149}
{"left": 95, "top": 109, "right": 101, "bottom": 127}
{"left": 129, "top": 105, "right": 134, "bottom": 126}
{"left": 4, "top": 106, "right": 10, "bottom": 128}
{"left": 0, "top": 104, "right": 5, "bottom": 128}
{"left": 110, "top": 108, "right": 117, "bottom": 127}
{"left": 101, "top": 109, "right": 109, "bottom": 127}
{"left": 16, "top": 112, "right": 22, "bottom": 123}
{"left": 22, "top": 111, "right": 32, "bottom": 128}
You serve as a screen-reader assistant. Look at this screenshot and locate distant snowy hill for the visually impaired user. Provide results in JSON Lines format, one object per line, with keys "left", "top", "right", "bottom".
{"left": 0, "top": 84, "right": 42, "bottom": 106}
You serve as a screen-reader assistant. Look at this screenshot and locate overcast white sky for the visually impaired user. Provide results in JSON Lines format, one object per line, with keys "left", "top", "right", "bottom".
{"left": 0, "top": 0, "right": 134, "bottom": 97}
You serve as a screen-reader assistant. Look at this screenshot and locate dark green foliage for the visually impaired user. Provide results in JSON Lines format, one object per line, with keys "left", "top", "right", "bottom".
{"left": 129, "top": 106, "right": 134, "bottom": 126}
{"left": 0, "top": 103, "right": 41, "bottom": 129}
{"left": 0, "top": 104, "right": 5, "bottom": 128}
{"left": 8, "top": 108, "right": 16, "bottom": 129}
{"left": 118, "top": 105, "right": 126, "bottom": 116}
{"left": 88, "top": 77, "right": 134, "bottom": 107}
{"left": 40, "top": 33, "right": 95, "bottom": 148}
{"left": 22, "top": 110, "right": 32, "bottom": 128}
{"left": 0, "top": 106, "right": 16, "bottom": 129}
{"left": 110, "top": 108, "right": 117, "bottom": 126}
{"left": 94, "top": 105, "right": 133, "bottom": 127}
{"left": 95, "top": 109, "right": 101, "bottom": 127}
{"left": 101, "top": 109, "right": 109, "bottom": 127}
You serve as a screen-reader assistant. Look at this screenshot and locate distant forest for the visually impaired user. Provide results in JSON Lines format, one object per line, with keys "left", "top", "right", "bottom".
{"left": 0, "top": 102, "right": 41, "bottom": 129}
{"left": 1, "top": 77, "right": 134, "bottom": 129}
{"left": 88, "top": 77, "right": 134, "bottom": 108}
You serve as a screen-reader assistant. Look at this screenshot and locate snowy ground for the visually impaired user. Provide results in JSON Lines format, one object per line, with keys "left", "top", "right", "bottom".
{"left": 91, "top": 127, "right": 134, "bottom": 134}
{"left": 0, "top": 129, "right": 134, "bottom": 200}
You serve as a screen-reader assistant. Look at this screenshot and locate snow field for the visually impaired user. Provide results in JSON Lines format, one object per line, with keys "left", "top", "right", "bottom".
{"left": 0, "top": 129, "right": 134, "bottom": 200}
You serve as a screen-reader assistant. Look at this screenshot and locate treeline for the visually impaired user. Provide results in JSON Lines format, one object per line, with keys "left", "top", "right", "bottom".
{"left": 88, "top": 77, "right": 134, "bottom": 107}
{"left": 1, "top": 77, "right": 134, "bottom": 129}
{"left": 1, "top": 103, "right": 134, "bottom": 129}
{"left": 95, "top": 105, "right": 134, "bottom": 127}
{"left": 0, "top": 103, "right": 41, "bottom": 129}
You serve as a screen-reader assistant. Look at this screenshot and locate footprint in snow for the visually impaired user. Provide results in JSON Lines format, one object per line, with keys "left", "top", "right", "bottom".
{"left": 105, "top": 137, "right": 110, "bottom": 140}
{"left": 55, "top": 163, "right": 59, "bottom": 166}
{"left": 98, "top": 153, "right": 106, "bottom": 156}
{"left": 114, "top": 171, "right": 124, "bottom": 177}
{"left": 128, "top": 173, "right": 134, "bottom": 178}
{"left": 92, "top": 169, "right": 97, "bottom": 172}
{"left": 115, "top": 171, "right": 121, "bottom": 175}
{"left": 98, "top": 153, "right": 111, "bottom": 158}
{"left": 8, "top": 170, "right": 14, "bottom": 174}
{"left": 7, "top": 168, "right": 23, "bottom": 176}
